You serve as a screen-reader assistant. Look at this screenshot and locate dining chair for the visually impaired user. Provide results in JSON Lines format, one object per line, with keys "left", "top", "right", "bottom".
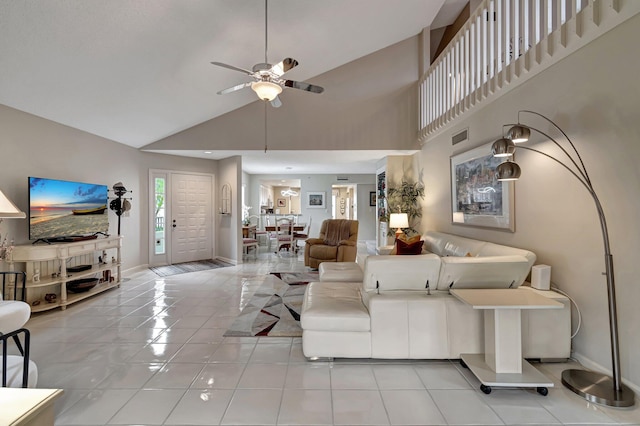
{"left": 274, "top": 217, "right": 294, "bottom": 254}
{"left": 293, "top": 216, "right": 312, "bottom": 253}
{"left": 247, "top": 215, "right": 267, "bottom": 246}
{"left": 1, "top": 271, "right": 35, "bottom": 387}
{"left": 265, "top": 215, "right": 278, "bottom": 251}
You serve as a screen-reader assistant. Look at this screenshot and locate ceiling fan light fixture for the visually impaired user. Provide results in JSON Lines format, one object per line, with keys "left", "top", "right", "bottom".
{"left": 251, "top": 81, "right": 282, "bottom": 101}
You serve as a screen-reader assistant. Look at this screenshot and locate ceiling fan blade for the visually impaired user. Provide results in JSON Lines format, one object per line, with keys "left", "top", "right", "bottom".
{"left": 284, "top": 80, "right": 324, "bottom": 94}
{"left": 217, "top": 82, "right": 252, "bottom": 95}
{"left": 211, "top": 62, "right": 253, "bottom": 75}
{"left": 270, "top": 58, "right": 299, "bottom": 76}
{"left": 270, "top": 96, "right": 282, "bottom": 108}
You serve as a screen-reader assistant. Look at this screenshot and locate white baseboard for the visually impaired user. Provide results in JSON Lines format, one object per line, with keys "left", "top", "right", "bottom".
{"left": 123, "top": 264, "right": 149, "bottom": 276}
{"left": 572, "top": 352, "right": 640, "bottom": 395}
{"left": 216, "top": 256, "right": 237, "bottom": 265}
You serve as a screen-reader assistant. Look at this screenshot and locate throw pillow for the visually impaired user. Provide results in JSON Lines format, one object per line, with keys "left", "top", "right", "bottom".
{"left": 390, "top": 234, "right": 422, "bottom": 255}
{"left": 396, "top": 238, "right": 424, "bottom": 255}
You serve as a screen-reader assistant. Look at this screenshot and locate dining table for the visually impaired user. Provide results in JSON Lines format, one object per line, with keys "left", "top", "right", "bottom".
{"left": 264, "top": 225, "right": 305, "bottom": 232}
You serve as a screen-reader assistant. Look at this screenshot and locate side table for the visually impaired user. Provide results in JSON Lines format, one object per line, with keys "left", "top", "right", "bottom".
{"left": 450, "top": 288, "right": 563, "bottom": 395}
{"left": 0, "top": 388, "right": 63, "bottom": 425}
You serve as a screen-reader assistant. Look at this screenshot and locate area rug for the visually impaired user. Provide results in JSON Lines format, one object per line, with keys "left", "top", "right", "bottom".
{"left": 223, "top": 271, "right": 319, "bottom": 337}
{"left": 270, "top": 271, "right": 320, "bottom": 285}
{"left": 149, "top": 259, "right": 232, "bottom": 277}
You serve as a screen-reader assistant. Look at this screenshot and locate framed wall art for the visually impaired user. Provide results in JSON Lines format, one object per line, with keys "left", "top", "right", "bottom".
{"left": 369, "top": 191, "right": 376, "bottom": 206}
{"left": 450, "top": 142, "right": 515, "bottom": 231}
{"left": 277, "top": 198, "right": 286, "bottom": 207}
{"left": 307, "top": 191, "right": 325, "bottom": 209}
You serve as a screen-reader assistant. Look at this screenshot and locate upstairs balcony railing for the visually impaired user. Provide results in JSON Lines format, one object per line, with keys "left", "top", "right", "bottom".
{"left": 419, "top": 0, "right": 640, "bottom": 141}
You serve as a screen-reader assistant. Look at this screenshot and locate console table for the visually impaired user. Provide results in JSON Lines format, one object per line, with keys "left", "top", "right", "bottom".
{"left": 7, "top": 236, "right": 122, "bottom": 312}
{"left": 450, "top": 288, "right": 563, "bottom": 395}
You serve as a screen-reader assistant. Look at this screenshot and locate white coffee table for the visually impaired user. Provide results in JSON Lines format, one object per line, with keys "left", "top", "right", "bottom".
{"left": 450, "top": 288, "right": 563, "bottom": 395}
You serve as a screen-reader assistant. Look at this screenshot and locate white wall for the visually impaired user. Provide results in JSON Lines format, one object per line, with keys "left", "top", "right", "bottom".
{"left": 217, "top": 156, "right": 242, "bottom": 263}
{"left": 247, "top": 173, "right": 376, "bottom": 241}
{"left": 419, "top": 14, "right": 640, "bottom": 389}
{"left": 142, "top": 36, "right": 421, "bottom": 153}
{"left": 0, "top": 104, "right": 217, "bottom": 271}
{"left": 357, "top": 183, "right": 376, "bottom": 240}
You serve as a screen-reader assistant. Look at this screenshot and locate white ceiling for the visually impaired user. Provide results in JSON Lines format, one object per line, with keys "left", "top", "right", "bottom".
{"left": 0, "top": 0, "right": 467, "bottom": 173}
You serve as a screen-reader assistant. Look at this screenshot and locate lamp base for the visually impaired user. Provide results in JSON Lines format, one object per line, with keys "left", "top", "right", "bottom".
{"left": 561, "top": 369, "right": 635, "bottom": 407}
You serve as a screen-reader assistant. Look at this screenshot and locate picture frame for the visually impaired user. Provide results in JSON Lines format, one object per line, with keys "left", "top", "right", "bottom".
{"left": 369, "top": 191, "right": 376, "bottom": 206}
{"left": 450, "top": 142, "right": 515, "bottom": 231}
{"left": 307, "top": 191, "right": 325, "bottom": 209}
{"left": 277, "top": 198, "right": 286, "bottom": 207}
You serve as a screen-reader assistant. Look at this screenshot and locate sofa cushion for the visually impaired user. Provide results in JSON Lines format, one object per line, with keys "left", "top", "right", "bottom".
{"left": 423, "top": 230, "right": 487, "bottom": 257}
{"left": 362, "top": 254, "right": 441, "bottom": 293}
{"left": 319, "top": 262, "right": 364, "bottom": 282}
{"left": 301, "top": 282, "right": 370, "bottom": 332}
{"left": 0, "top": 301, "right": 30, "bottom": 334}
{"left": 436, "top": 255, "right": 532, "bottom": 290}
{"left": 477, "top": 242, "right": 537, "bottom": 268}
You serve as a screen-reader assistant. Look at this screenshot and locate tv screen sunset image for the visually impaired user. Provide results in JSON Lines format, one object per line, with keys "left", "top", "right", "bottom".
{"left": 29, "top": 177, "right": 109, "bottom": 240}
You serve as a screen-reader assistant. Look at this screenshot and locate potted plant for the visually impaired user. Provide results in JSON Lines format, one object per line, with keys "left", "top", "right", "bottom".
{"left": 385, "top": 180, "right": 425, "bottom": 236}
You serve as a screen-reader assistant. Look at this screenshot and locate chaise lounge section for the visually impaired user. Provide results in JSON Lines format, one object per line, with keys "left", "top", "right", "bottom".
{"left": 301, "top": 231, "right": 571, "bottom": 360}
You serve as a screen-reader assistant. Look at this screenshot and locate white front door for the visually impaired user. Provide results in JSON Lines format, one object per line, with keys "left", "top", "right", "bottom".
{"left": 170, "top": 173, "right": 213, "bottom": 264}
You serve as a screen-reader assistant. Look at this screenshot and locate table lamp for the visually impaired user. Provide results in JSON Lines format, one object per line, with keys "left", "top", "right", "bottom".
{"left": 389, "top": 213, "right": 408, "bottom": 238}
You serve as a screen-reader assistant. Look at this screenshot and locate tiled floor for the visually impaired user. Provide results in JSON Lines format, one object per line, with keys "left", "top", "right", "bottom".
{"left": 14, "top": 248, "right": 640, "bottom": 425}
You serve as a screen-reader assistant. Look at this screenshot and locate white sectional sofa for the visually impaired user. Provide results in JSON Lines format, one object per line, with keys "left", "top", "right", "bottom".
{"left": 301, "top": 231, "right": 571, "bottom": 360}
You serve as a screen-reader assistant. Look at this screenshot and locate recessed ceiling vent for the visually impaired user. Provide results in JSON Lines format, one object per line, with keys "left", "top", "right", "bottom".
{"left": 336, "top": 176, "right": 349, "bottom": 181}
{"left": 452, "top": 128, "right": 469, "bottom": 145}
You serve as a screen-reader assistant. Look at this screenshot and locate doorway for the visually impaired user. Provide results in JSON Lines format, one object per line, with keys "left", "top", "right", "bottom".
{"left": 332, "top": 184, "right": 357, "bottom": 220}
{"left": 149, "top": 171, "right": 214, "bottom": 266}
{"left": 257, "top": 178, "right": 301, "bottom": 220}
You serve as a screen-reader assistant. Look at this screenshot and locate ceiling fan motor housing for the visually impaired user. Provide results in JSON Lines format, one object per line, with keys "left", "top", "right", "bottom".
{"left": 252, "top": 63, "right": 272, "bottom": 73}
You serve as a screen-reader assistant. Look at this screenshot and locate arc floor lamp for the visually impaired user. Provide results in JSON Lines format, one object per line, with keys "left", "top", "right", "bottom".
{"left": 491, "top": 110, "right": 634, "bottom": 407}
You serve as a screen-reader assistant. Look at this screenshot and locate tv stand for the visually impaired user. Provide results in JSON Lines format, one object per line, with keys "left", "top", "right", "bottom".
{"left": 32, "top": 235, "right": 99, "bottom": 245}
{"left": 6, "top": 236, "right": 122, "bottom": 312}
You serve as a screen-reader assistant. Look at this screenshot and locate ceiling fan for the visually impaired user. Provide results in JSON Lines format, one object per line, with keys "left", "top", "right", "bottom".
{"left": 211, "top": 0, "right": 324, "bottom": 108}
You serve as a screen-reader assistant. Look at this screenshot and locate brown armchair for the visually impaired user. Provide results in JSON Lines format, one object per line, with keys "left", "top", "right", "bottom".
{"left": 304, "top": 219, "right": 359, "bottom": 269}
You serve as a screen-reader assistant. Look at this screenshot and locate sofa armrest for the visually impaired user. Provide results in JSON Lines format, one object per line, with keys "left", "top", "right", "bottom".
{"left": 337, "top": 244, "right": 358, "bottom": 263}
{"left": 338, "top": 240, "right": 356, "bottom": 247}
{"left": 305, "top": 238, "right": 325, "bottom": 246}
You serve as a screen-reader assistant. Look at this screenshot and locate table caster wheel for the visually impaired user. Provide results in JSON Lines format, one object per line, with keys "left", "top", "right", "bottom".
{"left": 460, "top": 359, "right": 468, "bottom": 369}
{"left": 537, "top": 387, "right": 548, "bottom": 396}
{"left": 480, "top": 384, "right": 492, "bottom": 394}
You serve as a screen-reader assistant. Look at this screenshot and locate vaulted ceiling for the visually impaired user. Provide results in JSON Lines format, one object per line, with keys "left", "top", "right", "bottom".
{"left": 0, "top": 1, "right": 467, "bottom": 173}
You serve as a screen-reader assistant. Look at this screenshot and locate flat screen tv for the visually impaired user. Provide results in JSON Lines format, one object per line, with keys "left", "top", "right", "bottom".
{"left": 28, "top": 177, "right": 109, "bottom": 242}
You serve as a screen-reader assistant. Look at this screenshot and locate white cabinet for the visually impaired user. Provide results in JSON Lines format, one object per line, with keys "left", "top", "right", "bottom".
{"left": 6, "top": 236, "right": 122, "bottom": 312}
